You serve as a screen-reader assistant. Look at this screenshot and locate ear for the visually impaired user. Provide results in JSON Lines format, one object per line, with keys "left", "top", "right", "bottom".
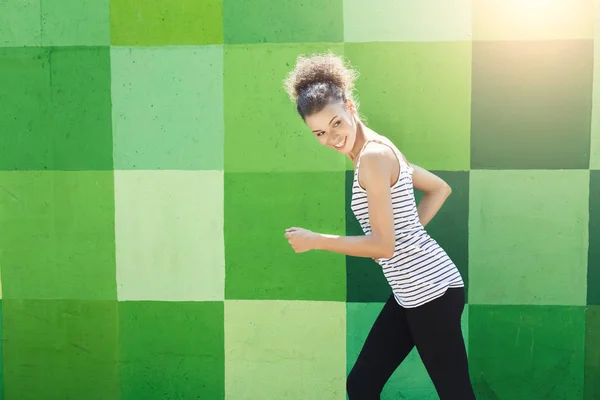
{"left": 346, "top": 98, "right": 356, "bottom": 113}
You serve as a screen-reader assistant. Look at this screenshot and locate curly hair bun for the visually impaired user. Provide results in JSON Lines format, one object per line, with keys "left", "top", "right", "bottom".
{"left": 283, "top": 51, "right": 358, "bottom": 102}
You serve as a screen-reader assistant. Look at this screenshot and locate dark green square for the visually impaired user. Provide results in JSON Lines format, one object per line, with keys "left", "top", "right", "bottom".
{"left": 2, "top": 299, "right": 118, "bottom": 400}
{"left": 469, "top": 305, "right": 585, "bottom": 399}
{"left": 345, "top": 170, "right": 391, "bottom": 302}
{"left": 415, "top": 171, "right": 469, "bottom": 300}
{"left": 119, "top": 301, "right": 224, "bottom": 400}
{"left": 345, "top": 256, "right": 391, "bottom": 302}
{"left": 471, "top": 40, "right": 593, "bottom": 169}
{"left": 224, "top": 172, "right": 346, "bottom": 301}
{"left": 48, "top": 47, "right": 112, "bottom": 170}
{"left": 345, "top": 170, "right": 469, "bottom": 302}
{"left": 0, "top": 48, "right": 51, "bottom": 170}
{"left": 0, "top": 47, "right": 112, "bottom": 171}
{"left": 347, "top": 302, "right": 469, "bottom": 399}
{"left": 589, "top": 171, "right": 600, "bottom": 305}
{"left": 585, "top": 306, "right": 600, "bottom": 399}
{"left": 223, "top": 0, "right": 343, "bottom": 44}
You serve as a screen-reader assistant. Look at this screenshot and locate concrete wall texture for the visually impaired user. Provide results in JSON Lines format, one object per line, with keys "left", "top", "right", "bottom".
{"left": 0, "top": 0, "right": 599, "bottom": 399}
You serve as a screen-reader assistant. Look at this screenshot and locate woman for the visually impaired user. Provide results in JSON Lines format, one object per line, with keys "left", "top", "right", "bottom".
{"left": 282, "top": 52, "right": 476, "bottom": 400}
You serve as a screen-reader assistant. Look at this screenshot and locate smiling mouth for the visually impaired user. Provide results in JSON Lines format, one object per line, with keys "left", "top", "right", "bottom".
{"left": 333, "top": 137, "right": 347, "bottom": 149}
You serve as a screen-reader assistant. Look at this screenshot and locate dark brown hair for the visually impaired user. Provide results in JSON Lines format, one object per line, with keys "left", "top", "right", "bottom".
{"left": 283, "top": 51, "right": 359, "bottom": 120}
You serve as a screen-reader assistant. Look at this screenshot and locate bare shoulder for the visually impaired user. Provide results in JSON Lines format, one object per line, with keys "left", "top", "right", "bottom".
{"left": 360, "top": 142, "right": 396, "bottom": 169}
{"left": 358, "top": 142, "right": 398, "bottom": 187}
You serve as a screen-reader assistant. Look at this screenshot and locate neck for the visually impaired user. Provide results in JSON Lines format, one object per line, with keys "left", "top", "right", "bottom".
{"left": 347, "top": 118, "right": 373, "bottom": 163}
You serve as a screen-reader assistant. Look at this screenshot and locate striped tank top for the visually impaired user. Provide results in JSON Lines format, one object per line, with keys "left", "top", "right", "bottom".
{"left": 350, "top": 138, "right": 464, "bottom": 308}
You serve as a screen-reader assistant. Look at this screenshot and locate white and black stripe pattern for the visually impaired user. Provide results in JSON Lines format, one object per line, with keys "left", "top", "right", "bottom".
{"left": 350, "top": 139, "right": 464, "bottom": 308}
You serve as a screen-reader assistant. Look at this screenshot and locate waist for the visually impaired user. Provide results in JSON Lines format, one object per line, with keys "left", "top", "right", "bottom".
{"left": 380, "top": 234, "right": 446, "bottom": 263}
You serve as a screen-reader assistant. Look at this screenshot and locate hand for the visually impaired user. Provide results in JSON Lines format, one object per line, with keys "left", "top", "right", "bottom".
{"left": 284, "top": 227, "right": 320, "bottom": 253}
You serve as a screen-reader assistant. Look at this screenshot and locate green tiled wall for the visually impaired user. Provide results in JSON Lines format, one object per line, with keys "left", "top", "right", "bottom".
{"left": 0, "top": 0, "right": 598, "bottom": 399}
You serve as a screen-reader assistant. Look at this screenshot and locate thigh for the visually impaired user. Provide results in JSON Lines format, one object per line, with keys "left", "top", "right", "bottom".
{"left": 406, "top": 288, "right": 475, "bottom": 399}
{"left": 348, "top": 295, "right": 415, "bottom": 394}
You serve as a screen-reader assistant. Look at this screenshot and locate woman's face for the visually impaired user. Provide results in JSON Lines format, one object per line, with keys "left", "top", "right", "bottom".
{"left": 304, "top": 102, "right": 357, "bottom": 155}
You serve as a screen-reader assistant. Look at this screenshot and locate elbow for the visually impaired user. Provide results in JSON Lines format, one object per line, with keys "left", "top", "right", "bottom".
{"left": 381, "top": 249, "right": 395, "bottom": 259}
{"left": 426, "top": 182, "right": 451, "bottom": 198}
{"left": 371, "top": 235, "right": 395, "bottom": 258}
{"left": 379, "top": 241, "right": 395, "bottom": 259}
{"left": 441, "top": 182, "right": 452, "bottom": 196}
{"left": 432, "top": 182, "right": 451, "bottom": 199}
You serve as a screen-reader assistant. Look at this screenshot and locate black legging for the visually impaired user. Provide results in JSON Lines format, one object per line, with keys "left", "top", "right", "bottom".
{"left": 347, "top": 287, "right": 476, "bottom": 399}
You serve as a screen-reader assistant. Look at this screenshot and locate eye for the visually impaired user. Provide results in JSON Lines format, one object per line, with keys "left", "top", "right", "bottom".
{"left": 334, "top": 120, "right": 341, "bottom": 127}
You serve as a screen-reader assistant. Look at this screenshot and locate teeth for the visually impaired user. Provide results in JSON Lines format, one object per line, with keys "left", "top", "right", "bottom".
{"left": 334, "top": 137, "right": 346, "bottom": 148}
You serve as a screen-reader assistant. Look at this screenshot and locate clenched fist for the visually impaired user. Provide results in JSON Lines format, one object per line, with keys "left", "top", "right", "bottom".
{"left": 284, "top": 227, "right": 320, "bottom": 253}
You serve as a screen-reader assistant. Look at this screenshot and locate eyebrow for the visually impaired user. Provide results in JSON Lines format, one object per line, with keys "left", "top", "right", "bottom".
{"left": 312, "top": 115, "right": 338, "bottom": 133}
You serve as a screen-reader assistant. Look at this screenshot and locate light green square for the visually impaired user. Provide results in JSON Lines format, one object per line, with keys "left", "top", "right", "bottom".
{"left": 0, "top": 171, "right": 117, "bottom": 300}
{"left": 473, "top": 0, "right": 594, "bottom": 41}
{"left": 115, "top": 171, "right": 224, "bottom": 301}
{"left": 344, "top": 42, "right": 471, "bottom": 171}
{"left": 224, "top": 43, "right": 347, "bottom": 173}
{"left": 41, "top": 0, "right": 109, "bottom": 45}
{"left": 347, "top": 302, "right": 468, "bottom": 399}
{"left": 225, "top": 300, "right": 346, "bottom": 400}
{"left": 343, "top": 0, "right": 471, "bottom": 42}
{"left": 111, "top": 46, "right": 223, "bottom": 170}
{"left": 0, "top": 0, "right": 40, "bottom": 46}
{"left": 469, "top": 170, "right": 589, "bottom": 305}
